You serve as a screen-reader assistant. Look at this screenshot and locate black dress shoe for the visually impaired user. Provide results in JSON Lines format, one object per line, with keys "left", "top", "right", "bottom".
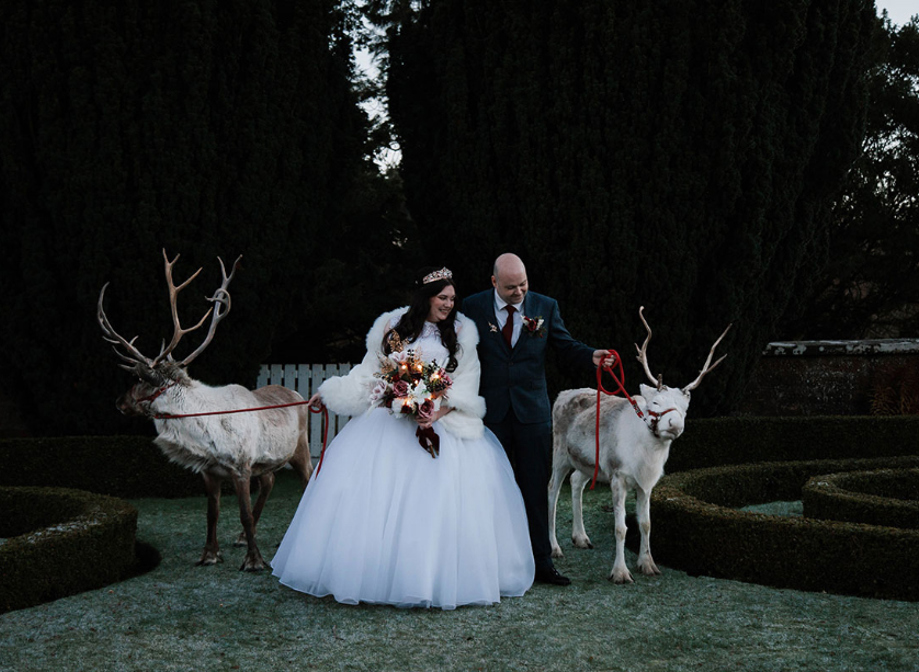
{"left": 535, "top": 567, "right": 571, "bottom": 586}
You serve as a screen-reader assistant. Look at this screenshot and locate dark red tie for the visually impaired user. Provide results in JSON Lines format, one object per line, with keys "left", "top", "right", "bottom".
{"left": 503, "top": 305, "right": 516, "bottom": 348}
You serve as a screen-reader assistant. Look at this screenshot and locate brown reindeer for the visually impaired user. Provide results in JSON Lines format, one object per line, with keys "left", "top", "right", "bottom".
{"left": 98, "top": 250, "right": 312, "bottom": 571}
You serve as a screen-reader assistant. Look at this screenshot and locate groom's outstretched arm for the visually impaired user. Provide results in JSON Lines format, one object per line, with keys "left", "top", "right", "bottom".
{"left": 545, "top": 298, "right": 596, "bottom": 371}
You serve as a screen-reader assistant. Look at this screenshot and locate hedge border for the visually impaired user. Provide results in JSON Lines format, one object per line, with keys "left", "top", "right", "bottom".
{"left": 0, "top": 435, "right": 202, "bottom": 498}
{"left": 5, "top": 417, "right": 917, "bottom": 498}
{"left": 649, "top": 456, "right": 919, "bottom": 601}
{"left": 669, "top": 415, "right": 919, "bottom": 472}
{"left": 802, "top": 468, "right": 919, "bottom": 529}
{"left": 0, "top": 486, "right": 139, "bottom": 613}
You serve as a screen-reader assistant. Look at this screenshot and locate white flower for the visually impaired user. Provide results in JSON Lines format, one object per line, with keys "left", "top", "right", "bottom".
{"left": 369, "top": 381, "right": 389, "bottom": 406}
{"left": 411, "top": 384, "right": 430, "bottom": 406}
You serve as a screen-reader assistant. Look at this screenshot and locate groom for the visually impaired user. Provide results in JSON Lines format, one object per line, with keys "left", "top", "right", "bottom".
{"left": 462, "top": 253, "right": 610, "bottom": 585}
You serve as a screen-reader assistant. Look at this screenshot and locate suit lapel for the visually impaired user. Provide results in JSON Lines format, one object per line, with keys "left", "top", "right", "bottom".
{"left": 492, "top": 293, "right": 515, "bottom": 357}
{"left": 509, "top": 295, "right": 532, "bottom": 353}
{"left": 472, "top": 291, "right": 511, "bottom": 358}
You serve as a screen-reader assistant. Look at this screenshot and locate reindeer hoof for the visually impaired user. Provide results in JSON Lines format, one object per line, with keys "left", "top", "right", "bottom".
{"left": 196, "top": 551, "right": 223, "bottom": 566}
{"left": 239, "top": 554, "right": 268, "bottom": 572}
{"left": 233, "top": 531, "right": 250, "bottom": 547}
{"left": 608, "top": 568, "right": 634, "bottom": 584}
{"left": 551, "top": 545, "right": 565, "bottom": 559}
{"left": 638, "top": 559, "right": 662, "bottom": 576}
{"left": 571, "top": 536, "right": 594, "bottom": 550}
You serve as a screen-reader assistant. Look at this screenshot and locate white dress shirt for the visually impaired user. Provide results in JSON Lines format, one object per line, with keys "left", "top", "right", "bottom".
{"left": 494, "top": 290, "right": 523, "bottom": 347}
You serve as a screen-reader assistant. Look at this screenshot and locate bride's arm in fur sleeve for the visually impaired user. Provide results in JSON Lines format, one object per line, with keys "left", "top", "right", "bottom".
{"left": 316, "top": 308, "right": 406, "bottom": 418}
{"left": 437, "top": 312, "right": 487, "bottom": 440}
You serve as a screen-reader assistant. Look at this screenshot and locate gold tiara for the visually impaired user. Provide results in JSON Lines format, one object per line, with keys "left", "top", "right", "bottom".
{"left": 423, "top": 267, "right": 453, "bottom": 284}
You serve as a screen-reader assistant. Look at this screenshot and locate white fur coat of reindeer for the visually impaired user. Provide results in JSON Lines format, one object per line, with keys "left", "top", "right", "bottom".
{"left": 548, "top": 308, "right": 730, "bottom": 583}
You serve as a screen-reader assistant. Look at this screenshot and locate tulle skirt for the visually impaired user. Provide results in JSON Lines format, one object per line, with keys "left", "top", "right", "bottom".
{"left": 271, "top": 408, "right": 535, "bottom": 610}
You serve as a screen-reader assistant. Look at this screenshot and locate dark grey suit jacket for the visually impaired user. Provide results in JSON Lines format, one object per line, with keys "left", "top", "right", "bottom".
{"left": 462, "top": 290, "right": 595, "bottom": 424}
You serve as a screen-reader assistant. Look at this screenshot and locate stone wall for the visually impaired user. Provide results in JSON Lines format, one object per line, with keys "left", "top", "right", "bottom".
{"left": 736, "top": 339, "right": 919, "bottom": 416}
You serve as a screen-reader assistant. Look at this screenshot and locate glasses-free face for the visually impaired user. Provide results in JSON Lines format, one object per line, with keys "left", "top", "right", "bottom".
{"left": 492, "top": 270, "right": 528, "bottom": 305}
{"left": 427, "top": 284, "right": 456, "bottom": 322}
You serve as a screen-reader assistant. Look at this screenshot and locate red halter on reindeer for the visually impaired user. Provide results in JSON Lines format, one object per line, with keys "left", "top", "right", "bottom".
{"left": 548, "top": 307, "right": 731, "bottom": 583}
{"left": 98, "top": 250, "right": 312, "bottom": 571}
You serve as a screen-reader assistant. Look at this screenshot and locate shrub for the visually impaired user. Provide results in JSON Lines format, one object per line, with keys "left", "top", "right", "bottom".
{"left": 650, "top": 456, "right": 919, "bottom": 601}
{"left": 0, "top": 486, "right": 138, "bottom": 613}
{"left": 668, "top": 415, "right": 919, "bottom": 472}
{"left": 803, "top": 468, "right": 919, "bottom": 529}
{"left": 0, "top": 436, "right": 202, "bottom": 498}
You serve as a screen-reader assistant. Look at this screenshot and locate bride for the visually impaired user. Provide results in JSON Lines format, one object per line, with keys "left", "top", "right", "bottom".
{"left": 271, "top": 267, "right": 535, "bottom": 609}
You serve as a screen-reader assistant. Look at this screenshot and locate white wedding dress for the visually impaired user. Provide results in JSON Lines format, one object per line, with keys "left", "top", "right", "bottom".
{"left": 271, "top": 322, "right": 534, "bottom": 609}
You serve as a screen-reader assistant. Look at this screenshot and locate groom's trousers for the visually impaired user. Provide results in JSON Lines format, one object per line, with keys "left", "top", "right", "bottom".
{"left": 486, "top": 408, "right": 554, "bottom": 570}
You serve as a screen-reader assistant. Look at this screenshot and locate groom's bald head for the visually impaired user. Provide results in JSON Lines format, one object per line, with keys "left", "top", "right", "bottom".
{"left": 492, "top": 253, "right": 528, "bottom": 305}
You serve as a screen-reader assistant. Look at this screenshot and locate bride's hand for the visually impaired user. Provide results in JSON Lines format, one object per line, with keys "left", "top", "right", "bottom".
{"left": 416, "top": 406, "right": 450, "bottom": 430}
{"left": 307, "top": 392, "right": 324, "bottom": 411}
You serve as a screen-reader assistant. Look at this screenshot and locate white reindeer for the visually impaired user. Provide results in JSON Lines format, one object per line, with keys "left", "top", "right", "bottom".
{"left": 548, "top": 308, "right": 730, "bottom": 583}
{"left": 98, "top": 250, "right": 313, "bottom": 571}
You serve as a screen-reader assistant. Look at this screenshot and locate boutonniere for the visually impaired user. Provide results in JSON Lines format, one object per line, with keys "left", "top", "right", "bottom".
{"left": 522, "top": 315, "right": 546, "bottom": 338}
{"left": 488, "top": 322, "right": 499, "bottom": 334}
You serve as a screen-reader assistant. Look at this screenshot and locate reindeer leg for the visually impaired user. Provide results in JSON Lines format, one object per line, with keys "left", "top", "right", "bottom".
{"left": 635, "top": 485, "right": 661, "bottom": 576}
{"left": 196, "top": 472, "right": 223, "bottom": 566}
{"left": 235, "top": 472, "right": 275, "bottom": 547}
{"left": 548, "top": 461, "right": 571, "bottom": 559}
{"left": 609, "top": 476, "right": 633, "bottom": 584}
{"left": 569, "top": 470, "right": 594, "bottom": 549}
{"left": 232, "top": 468, "right": 267, "bottom": 572}
{"left": 289, "top": 428, "right": 314, "bottom": 485}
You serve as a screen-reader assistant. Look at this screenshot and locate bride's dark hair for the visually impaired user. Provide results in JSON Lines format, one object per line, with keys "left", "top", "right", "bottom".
{"left": 383, "top": 267, "right": 459, "bottom": 371}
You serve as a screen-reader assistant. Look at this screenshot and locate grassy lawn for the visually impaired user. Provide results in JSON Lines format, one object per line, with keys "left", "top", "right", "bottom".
{"left": 1, "top": 471, "right": 917, "bottom": 672}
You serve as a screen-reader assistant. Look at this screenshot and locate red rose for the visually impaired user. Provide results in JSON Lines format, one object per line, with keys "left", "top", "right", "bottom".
{"left": 417, "top": 399, "right": 434, "bottom": 420}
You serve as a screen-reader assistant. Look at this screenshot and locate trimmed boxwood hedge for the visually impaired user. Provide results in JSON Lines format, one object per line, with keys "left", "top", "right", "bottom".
{"left": 0, "top": 486, "right": 138, "bottom": 613}
{"left": 0, "top": 436, "right": 202, "bottom": 498}
{"left": 803, "top": 468, "right": 919, "bottom": 529}
{"left": 669, "top": 415, "right": 919, "bottom": 472}
{"left": 649, "top": 456, "right": 919, "bottom": 601}
{"left": 5, "top": 417, "right": 914, "bottom": 498}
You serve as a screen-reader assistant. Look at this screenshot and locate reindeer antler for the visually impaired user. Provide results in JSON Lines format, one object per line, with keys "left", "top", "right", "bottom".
{"left": 682, "top": 323, "right": 733, "bottom": 392}
{"left": 175, "top": 253, "right": 242, "bottom": 366}
{"left": 97, "top": 284, "right": 154, "bottom": 371}
{"left": 152, "top": 250, "right": 211, "bottom": 366}
{"left": 634, "top": 306, "right": 662, "bottom": 389}
{"left": 98, "top": 250, "right": 243, "bottom": 370}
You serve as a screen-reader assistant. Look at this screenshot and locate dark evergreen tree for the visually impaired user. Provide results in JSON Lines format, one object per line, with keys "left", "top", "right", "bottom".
{"left": 0, "top": 0, "right": 366, "bottom": 435}
{"left": 387, "top": 0, "right": 878, "bottom": 414}
{"left": 783, "top": 15, "right": 919, "bottom": 339}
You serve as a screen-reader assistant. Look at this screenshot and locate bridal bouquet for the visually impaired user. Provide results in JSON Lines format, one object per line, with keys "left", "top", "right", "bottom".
{"left": 372, "top": 349, "right": 452, "bottom": 457}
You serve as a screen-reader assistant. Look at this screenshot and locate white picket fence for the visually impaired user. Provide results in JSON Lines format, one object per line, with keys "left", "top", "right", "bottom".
{"left": 257, "top": 363, "right": 354, "bottom": 458}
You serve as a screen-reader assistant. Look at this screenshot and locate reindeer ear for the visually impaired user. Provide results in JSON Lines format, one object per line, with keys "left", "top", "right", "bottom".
{"left": 133, "top": 363, "right": 159, "bottom": 385}
{"left": 639, "top": 383, "right": 656, "bottom": 400}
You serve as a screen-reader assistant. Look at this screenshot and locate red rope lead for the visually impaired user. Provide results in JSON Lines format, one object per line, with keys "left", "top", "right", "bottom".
{"left": 591, "top": 350, "right": 643, "bottom": 490}
{"left": 152, "top": 399, "right": 311, "bottom": 420}
{"left": 311, "top": 404, "right": 330, "bottom": 477}
{"left": 152, "top": 397, "right": 331, "bottom": 479}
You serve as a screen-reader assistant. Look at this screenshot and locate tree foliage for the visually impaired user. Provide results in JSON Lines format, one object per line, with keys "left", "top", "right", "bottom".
{"left": 387, "top": 0, "right": 878, "bottom": 414}
{"left": 0, "top": 0, "right": 366, "bottom": 435}
{"left": 783, "top": 15, "right": 919, "bottom": 339}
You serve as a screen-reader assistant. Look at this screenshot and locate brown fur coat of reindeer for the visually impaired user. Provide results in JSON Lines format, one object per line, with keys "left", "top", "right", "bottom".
{"left": 98, "top": 250, "right": 312, "bottom": 571}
